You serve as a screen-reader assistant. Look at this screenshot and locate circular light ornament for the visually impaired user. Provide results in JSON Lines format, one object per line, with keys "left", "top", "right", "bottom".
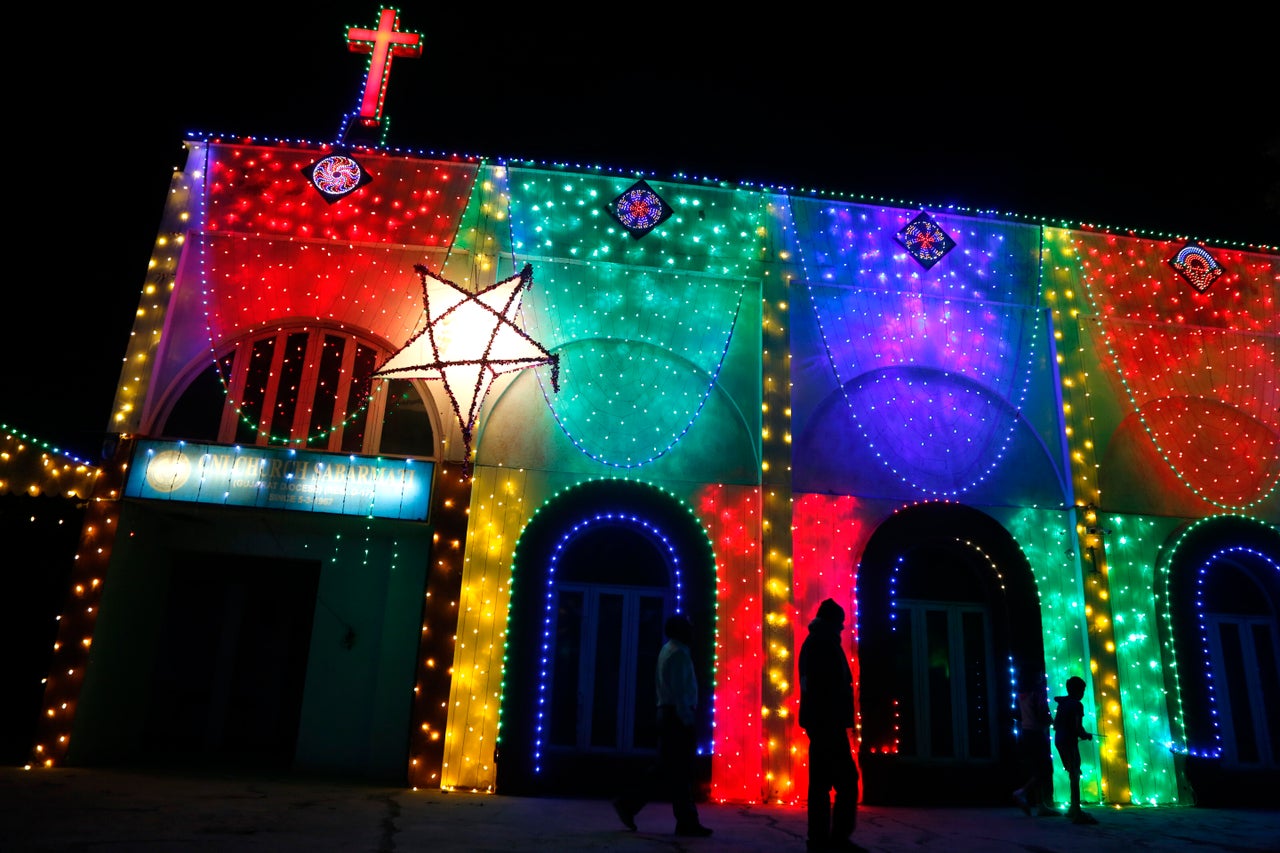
{"left": 301, "top": 153, "right": 373, "bottom": 203}
{"left": 607, "top": 179, "right": 673, "bottom": 238}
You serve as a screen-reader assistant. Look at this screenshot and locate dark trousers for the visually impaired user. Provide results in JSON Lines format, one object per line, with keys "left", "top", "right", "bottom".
{"left": 617, "top": 707, "right": 700, "bottom": 827}
{"left": 806, "top": 726, "right": 858, "bottom": 843}
{"left": 1055, "top": 734, "right": 1084, "bottom": 808}
{"left": 1017, "top": 728, "right": 1053, "bottom": 804}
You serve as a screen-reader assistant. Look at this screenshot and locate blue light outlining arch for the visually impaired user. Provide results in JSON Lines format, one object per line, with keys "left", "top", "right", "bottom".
{"left": 495, "top": 477, "right": 718, "bottom": 796}
{"left": 1156, "top": 515, "right": 1280, "bottom": 761}
{"left": 854, "top": 500, "right": 1044, "bottom": 805}
{"left": 530, "top": 511, "right": 687, "bottom": 774}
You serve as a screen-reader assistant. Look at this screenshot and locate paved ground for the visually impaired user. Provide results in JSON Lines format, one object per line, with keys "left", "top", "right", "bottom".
{"left": 2, "top": 766, "right": 1277, "bottom": 852}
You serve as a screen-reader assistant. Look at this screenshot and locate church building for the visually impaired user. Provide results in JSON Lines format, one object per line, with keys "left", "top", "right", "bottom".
{"left": 23, "top": 7, "right": 1279, "bottom": 810}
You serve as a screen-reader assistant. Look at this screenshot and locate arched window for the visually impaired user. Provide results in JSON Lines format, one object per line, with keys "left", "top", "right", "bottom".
{"left": 1199, "top": 560, "right": 1280, "bottom": 768}
{"left": 546, "top": 522, "right": 673, "bottom": 756}
{"left": 157, "top": 328, "right": 436, "bottom": 458}
{"left": 891, "top": 553, "right": 998, "bottom": 762}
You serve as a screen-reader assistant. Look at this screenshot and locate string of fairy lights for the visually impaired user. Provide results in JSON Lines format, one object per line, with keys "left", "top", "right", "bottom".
{"left": 16, "top": 106, "right": 1274, "bottom": 811}
{"left": 791, "top": 203, "right": 1046, "bottom": 498}
{"left": 529, "top": 512, "right": 691, "bottom": 773}
{"left": 192, "top": 142, "right": 438, "bottom": 450}
{"left": 1070, "top": 237, "right": 1279, "bottom": 512}
{"left": 1155, "top": 523, "right": 1280, "bottom": 761}
{"left": 0, "top": 425, "right": 99, "bottom": 496}
{"left": 187, "top": 130, "right": 1278, "bottom": 254}
{"left": 504, "top": 168, "right": 763, "bottom": 467}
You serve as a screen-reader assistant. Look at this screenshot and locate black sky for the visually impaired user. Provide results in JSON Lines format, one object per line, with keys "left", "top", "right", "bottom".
{"left": 8, "top": 7, "right": 1277, "bottom": 463}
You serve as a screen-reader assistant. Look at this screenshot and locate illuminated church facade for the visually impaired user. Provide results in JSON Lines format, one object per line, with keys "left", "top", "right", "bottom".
{"left": 19, "top": 8, "right": 1279, "bottom": 809}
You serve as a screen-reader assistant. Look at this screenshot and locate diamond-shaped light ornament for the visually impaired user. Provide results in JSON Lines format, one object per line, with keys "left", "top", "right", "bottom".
{"left": 607, "top": 179, "right": 673, "bottom": 239}
{"left": 1167, "top": 243, "right": 1224, "bottom": 293}
{"left": 372, "top": 263, "right": 559, "bottom": 474}
{"left": 895, "top": 211, "right": 956, "bottom": 270}
{"left": 302, "top": 153, "right": 373, "bottom": 203}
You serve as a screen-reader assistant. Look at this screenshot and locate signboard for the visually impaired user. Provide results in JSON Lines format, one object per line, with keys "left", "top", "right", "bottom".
{"left": 124, "top": 439, "right": 432, "bottom": 521}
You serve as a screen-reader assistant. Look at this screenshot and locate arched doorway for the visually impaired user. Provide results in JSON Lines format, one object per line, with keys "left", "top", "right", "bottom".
{"left": 495, "top": 480, "right": 716, "bottom": 797}
{"left": 856, "top": 502, "right": 1044, "bottom": 805}
{"left": 1160, "top": 516, "right": 1280, "bottom": 807}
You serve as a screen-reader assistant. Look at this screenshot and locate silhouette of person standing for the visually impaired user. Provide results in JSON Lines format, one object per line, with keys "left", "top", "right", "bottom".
{"left": 1053, "top": 674, "right": 1098, "bottom": 825}
{"left": 1012, "top": 665, "right": 1057, "bottom": 816}
{"left": 612, "top": 613, "right": 713, "bottom": 837}
{"left": 799, "top": 598, "right": 865, "bottom": 852}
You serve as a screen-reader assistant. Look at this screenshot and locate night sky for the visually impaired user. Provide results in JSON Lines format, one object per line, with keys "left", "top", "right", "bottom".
{"left": 8, "top": 6, "right": 1277, "bottom": 463}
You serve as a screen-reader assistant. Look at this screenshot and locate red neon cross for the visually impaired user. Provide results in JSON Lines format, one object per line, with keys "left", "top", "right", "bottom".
{"left": 347, "top": 9, "right": 423, "bottom": 125}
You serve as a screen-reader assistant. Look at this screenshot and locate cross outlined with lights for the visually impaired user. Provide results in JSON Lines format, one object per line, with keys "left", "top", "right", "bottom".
{"left": 346, "top": 8, "right": 423, "bottom": 129}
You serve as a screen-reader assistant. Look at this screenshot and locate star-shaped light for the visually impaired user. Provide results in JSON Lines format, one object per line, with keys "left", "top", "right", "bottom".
{"left": 373, "top": 263, "right": 559, "bottom": 472}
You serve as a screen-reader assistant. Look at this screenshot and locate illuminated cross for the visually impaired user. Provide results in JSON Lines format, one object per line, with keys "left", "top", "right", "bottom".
{"left": 347, "top": 8, "right": 423, "bottom": 128}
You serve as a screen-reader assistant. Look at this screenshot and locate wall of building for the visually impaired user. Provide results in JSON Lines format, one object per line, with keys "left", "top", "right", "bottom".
{"left": 25, "top": 139, "right": 1278, "bottom": 807}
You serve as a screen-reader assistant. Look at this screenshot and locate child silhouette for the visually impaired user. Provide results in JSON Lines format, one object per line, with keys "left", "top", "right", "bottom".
{"left": 1052, "top": 675, "right": 1098, "bottom": 825}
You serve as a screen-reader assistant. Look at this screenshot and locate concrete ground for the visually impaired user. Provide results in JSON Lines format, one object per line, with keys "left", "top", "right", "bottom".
{"left": 2, "top": 766, "right": 1277, "bottom": 852}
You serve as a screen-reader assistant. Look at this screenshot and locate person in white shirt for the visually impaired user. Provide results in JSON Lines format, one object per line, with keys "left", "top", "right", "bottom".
{"left": 612, "top": 614, "right": 713, "bottom": 837}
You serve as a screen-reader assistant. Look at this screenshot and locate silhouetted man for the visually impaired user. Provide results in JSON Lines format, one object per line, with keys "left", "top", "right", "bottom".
{"left": 799, "top": 598, "right": 864, "bottom": 852}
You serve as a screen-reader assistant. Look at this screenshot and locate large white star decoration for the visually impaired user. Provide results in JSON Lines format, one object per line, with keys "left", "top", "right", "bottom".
{"left": 373, "top": 263, "right": 559, "bottom": 473}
